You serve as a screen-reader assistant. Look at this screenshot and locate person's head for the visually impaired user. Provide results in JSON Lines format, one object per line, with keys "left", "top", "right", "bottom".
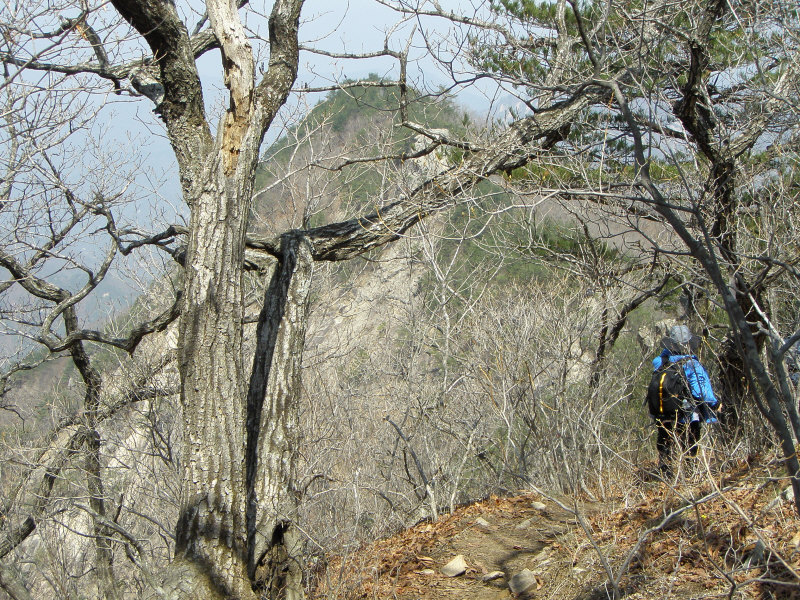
{"left": 661, "top": 324, "right": 700, "bottom": 355}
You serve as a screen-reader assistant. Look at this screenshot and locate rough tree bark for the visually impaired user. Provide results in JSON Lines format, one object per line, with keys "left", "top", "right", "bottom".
{"left": 245, "top": 232, "right": 313, "bottom": 599}
{"left": 106, "top": 0, "right": 305, "bottom": 597}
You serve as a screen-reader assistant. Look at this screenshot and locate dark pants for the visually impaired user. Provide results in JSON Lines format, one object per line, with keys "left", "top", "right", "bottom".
{"left": 656, "top": 419, "right": 701, "bottom": 470}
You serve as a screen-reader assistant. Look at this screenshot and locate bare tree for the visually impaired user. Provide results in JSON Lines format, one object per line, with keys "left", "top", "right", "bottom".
{"left": 3, "top": 0, "right": 798, "bottom": 597}
{"left": 426, "top": 0, "right": 800, "bottom": 499}
{"left": 0, "top": 1, "right": 606, "bottom": 597}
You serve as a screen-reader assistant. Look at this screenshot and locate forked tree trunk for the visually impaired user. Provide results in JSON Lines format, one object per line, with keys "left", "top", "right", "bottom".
{"left": 108, "top": 0, "right": 304, "bottom": 596}
{"left": 162, "top": 227, "right": 312, "bottom": 600}
{"left": 246, "top": 232, "right": 313, "bottom": 599}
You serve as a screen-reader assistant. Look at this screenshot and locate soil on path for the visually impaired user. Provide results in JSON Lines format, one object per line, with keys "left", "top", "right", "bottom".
{"left": 311, "top": 459, "right": 800, "bottom": 600}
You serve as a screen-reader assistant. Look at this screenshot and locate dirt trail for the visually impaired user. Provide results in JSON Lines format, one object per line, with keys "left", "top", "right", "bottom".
{"left": 312, "top": 459, "right": 800, "bottom": 600}
{"left": 397, "top": 495, "right": 595, "bottom": 600}
{"left": 313, "top": 493, "right": 626, "bottom": 600}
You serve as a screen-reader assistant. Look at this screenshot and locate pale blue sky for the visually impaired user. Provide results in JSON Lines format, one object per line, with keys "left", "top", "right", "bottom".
{"left": 138, "top": 0, "right": 503, "bottom": 211}
{"left": 2, "top": 1, "right": 510, "bottom": 331}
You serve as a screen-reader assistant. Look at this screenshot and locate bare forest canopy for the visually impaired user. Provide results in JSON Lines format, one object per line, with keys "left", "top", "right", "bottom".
{"left": 1, "top": 1, "right": 799, "bottom": 600}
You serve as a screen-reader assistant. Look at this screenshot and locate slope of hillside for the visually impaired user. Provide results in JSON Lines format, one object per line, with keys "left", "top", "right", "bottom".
{"left": 311, "top": 455, "right": 800, "bottom": 600}
{"left": 251, "top": 74, "right": 471, "bottom": 236}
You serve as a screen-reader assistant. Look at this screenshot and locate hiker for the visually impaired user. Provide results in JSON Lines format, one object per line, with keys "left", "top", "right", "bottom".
{"left": 648, "top": 325, "right": 720, "bottom": 476}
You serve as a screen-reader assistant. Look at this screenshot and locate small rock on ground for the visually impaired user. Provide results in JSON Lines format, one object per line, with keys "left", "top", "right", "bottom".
{"left": 509, "top": 568, "right": 537, "bottom": 594}
{"left": 515, "top": 518, "right": 533, "bottom": 530}
{"left": 441, "top": 554, "right": 468, "bottom": 577}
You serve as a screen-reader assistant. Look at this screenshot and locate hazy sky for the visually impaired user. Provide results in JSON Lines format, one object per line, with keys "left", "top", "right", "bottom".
{"left": 2, "top": 1, "right": 510, "bottom": 351}
{"left": 7, "top": 1, "right": 505, "bottom": 307}
{"left": 133, "top": 0, "right": 501, "bottom": 209}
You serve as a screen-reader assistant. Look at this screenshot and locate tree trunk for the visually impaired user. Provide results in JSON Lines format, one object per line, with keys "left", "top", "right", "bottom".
{"left": 613, "top": 75, "right": 800, "bottom": 515}
{"left": 717, "top": 286, "right": 770, "bottom": 428}
{"left": 66, "top": 306, "right": 121, "bottom": 600}
{"left": 107, "top": 0, "right": 304, "bottom": 594}
{"left": 169, "top": 175, "right": 255, "bottom": 599}
{"left": 246, "top": 232, "right": 313, "bottom": 599}
{"left": 670, "top": 0, "right": 777, "bottom": 436}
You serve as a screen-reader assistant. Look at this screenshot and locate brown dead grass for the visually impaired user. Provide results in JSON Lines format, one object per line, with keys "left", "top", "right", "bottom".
{"left": 310, "top": 455, "right": 800, "bottom": 600}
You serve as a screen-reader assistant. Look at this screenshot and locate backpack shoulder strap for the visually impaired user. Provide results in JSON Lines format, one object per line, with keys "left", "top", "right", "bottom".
{"left": 657, "top": 370, "right": 668, "bottom": 415}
